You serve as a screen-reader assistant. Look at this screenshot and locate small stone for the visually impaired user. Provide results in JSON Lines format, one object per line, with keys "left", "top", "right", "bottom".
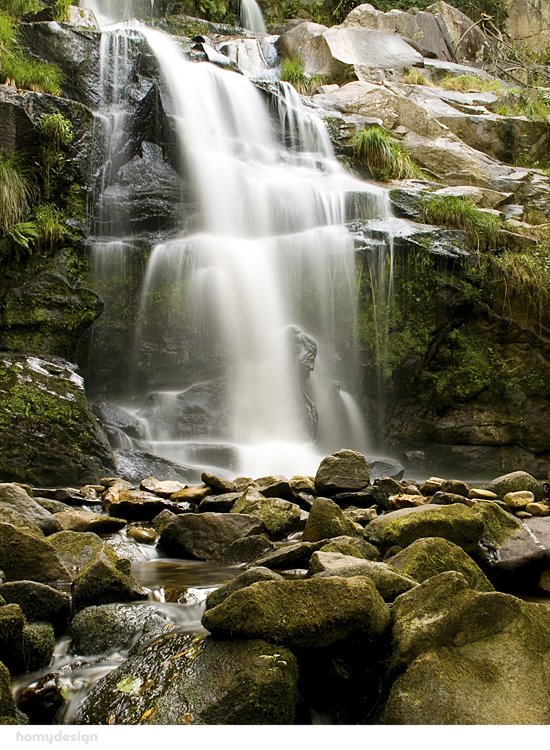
{"left": 420, "top": 477, "right": 445, "bottom": 495}
{"left": 201, "top": 472, "right": 236, "bottom": 493}
{"left": 439, "top": 480, "right": 469, "bottom": 497}
{"left": 430, "top": 491, "right": 470, "bottom": 506}
{"left": 127, "top": 527, "right": 158, "bottom": 544}
{"left": 289, "top": 476, "right": 316, "bottom": 495}
{"left": 140, "top": 477, "right": 187, "bottom": 497}
{"left": 525, "top": 502, "right": 549, "bottom": 517}
{"left": 503, "top": 490, "right": 535, "bottom": 509}
{"left": 390, "top": 494, "right": 427, "bottom": 509}
{"left": 170, "top": 485, "right": 212, "bottom": 502}
{"left": 468, "top": 488, "right": 498, "bottom": 500}
{"left": 515, "top": 511, "right": 533, "bottom": 519}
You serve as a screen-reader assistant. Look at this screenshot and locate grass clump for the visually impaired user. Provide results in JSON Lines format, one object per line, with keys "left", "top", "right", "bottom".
{"left": 34, "top": 202, "right": 67, "bottom": 249}
{"left": 492, "top": 88, "right": 550, "bottom": 120}
{"left": 490, "top": 236, "right": 550, "bottom": 320}
{"left": 0, "top": 11, "right": 62, "bottom": 94}
{"left": 37, "top": 111, "right": 74, "bottom": 198}
{"left": 402, "top": 68, "right": 433, "bottom": 86}
{"left": 352, "top": 125, "right": 423, "bottom": 181}
{"left": 0, "top": 151, "right": 36, "bottom": 232}
{"left": 280, "top": 56, "right": 326, "bottom": 95}
{"left": 438, "top": 73, "right": 503, "bottom": 93}
{"left": 422, "top": 194, "right": 501, "bottom": 250}
{"left": 1, "top": 0, "right": 40, "bottom": 17}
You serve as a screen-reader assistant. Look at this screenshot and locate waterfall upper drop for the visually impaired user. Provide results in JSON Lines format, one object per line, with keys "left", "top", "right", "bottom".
{"left": 83, "top": 1, "right": 392, "bottom": 477}
{"left": 239, "top": 0, "right": 266, "bottom": 33}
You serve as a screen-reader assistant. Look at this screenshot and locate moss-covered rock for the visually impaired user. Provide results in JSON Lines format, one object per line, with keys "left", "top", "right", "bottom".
{"left": 70, "top": 603, "right": 175, "bottom": 655}
{"left": 381, "top": 571, "right": 550, "bottom": 724}
{"left": 215, "top": 534, "right": 275, "bottom": 565}
{"left": 158, "top": 512, "right": 266, "bottom": 561}
{"left": 75, "top": 633, "right": 299, "bottom": 725}
{"left": 47, "top": 530, "right": 108, "bottom": 578}
{"left": 21, "top": 622, "right": 56, "bottom": 673}
{"left": 484, "top": 471, "right": 546, "bottom": 502}
{"left": 364, "top": 503, "right": 484, "bottom": 552}
{"left": 0, "top": 356, "right": 114, "bottom": 486}
{"left": 319, "top": 535, "right": 380, "bottom": 560}
{"left": 205, "top": 567, "right": 284, "bottom": 611}
{"left": 72, "top": 551, "right": 147, "bottom": 611}
{"left": 231, "top": 490, "right": 302, "bottom": 540}
{"left": 388, "top": 537, "right": 494, "bottom": 591}
{"left": 53, "top": 510, "right": 127, "bottom": 534}
{"left": 310, "top": 552, "right": 417, "bottom": 601}
{"left": 302, "top": 497, "right": 362, "bottom": 542}
{"left": 0, "top": 581, "right": 71, "bottom": 635}
{"left": 314, "top": 449, "right": 370, "bottom": 495}
{"left": 202, "top": 576, "right": 391, "bottom": 650}
{"left": 0, "top": 661, "right": 17, "bottom": 720}
{"left": 0, "top": 604, "right": 25, "bottom": 663}
{"left": 0, "top": 523, "right": 71, "bottom": 587}
{"left": 253, "top": 540, "right": 326, "bottom": 570}
{"left": 0, "top": 483, "right": 60, "bottom": 535}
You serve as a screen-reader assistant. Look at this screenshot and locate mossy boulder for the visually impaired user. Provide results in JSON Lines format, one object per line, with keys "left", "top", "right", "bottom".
{"left": 0, "top": 604, "right": 25, "bottom": 662}
{"left": 0, "top": 581, "right": 71, "bottom": 635}
{"left": 0, "top": 356, "right": 114, "bottom": 486}
{"left": 0, "top": 604, "right": 55, "bottom": 674}
{"left": 70, "top": 603, "right": 175, "bottom": 655}
{"left": 53, "top": 510, "right": 127, "bottom": 534}
{"left": 20, "top": 622, "right": 56, "bottom": 673}
{"left": 319, "top": 535, "right": 380, "bottom": 560}
{"left": 364, "top": 503, "right": 484, "bottom": 553}
{"left": 309, "top": 552, "right": 417, "bottom": 601}
{"left": 0, "top": 524, "right": 71, "bottom": 587}
{"left": 158, "top": 512, "right": 266, "bottom": 561}
{"left": 0, "top": 483, "right": 60, "bottom": 535}
{"left": 388, "top": 537, "right": 494, "bottom": 591}
{"left": 215, "top": 534, "right": 275, "bottom": 565}
{"left": 0, "top": 661, "right": 17, "bottom": 720}
{"left": 47, "top": 530, "right": 109, "bottom": 578}
{"left": 314, "top": 449, "right": 370, "bottom": 495}
{"left": 72, "top": 551, "right": 147, "bottom": 610}
{"left": 231, "top": 490, "right": 302, "bottom": 539}
{"left": 484, "top": 471, "right": 546, "bottom": 502}
{"left": 381, "top": 571, "right": 550, "bottom": 724}
{"left": 205, "top": 567, "right": 284, "bottom": 611}
{"left": 75, "top": 633, "right": 299, "bottom": 725}
{"left": 302, "top": 497, "right": 362, "bottom": 542}
{"left": 253, "top": 540, "right": 326, "bottom": 571}
{"left": 202, "top": 576, "right": 391, "bottom": 650}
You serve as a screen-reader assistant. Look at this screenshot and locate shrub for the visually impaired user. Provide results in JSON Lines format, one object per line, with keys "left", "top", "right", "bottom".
{"left": 352, "top": 126, "right": 423, "bottom": 181}
{"left": 421, "top": 194, "right": 501, "bottom": 250}
{"left": 34, "top": 202, "right": 67, "bottom": 249}
{"left": 37, "top": 111, "right": 74, "bottom": 198}
{"left": 279, "top": 56, "right": 326, "bottom": 95}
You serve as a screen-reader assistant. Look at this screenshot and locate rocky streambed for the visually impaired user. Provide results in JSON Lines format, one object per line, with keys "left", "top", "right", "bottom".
{"left": 1, "top": 448, "right": 549, "bottom": 725}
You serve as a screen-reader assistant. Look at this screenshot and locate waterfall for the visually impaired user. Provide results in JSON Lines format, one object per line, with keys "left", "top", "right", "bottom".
{"left": 239, "top": 0, "right": 266, "bottom": 34}
{"left": 82, "top": 1, "right": 392, "bottom": 477}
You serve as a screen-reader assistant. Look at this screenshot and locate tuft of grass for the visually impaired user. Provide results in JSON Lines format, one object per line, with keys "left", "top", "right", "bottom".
{"left": 352, "top": 125, "right": 423, "bottom": 182}
{"left": 492, "top": 88, "right": 550, "bottom": 120}
{"left": 422, "top": 194, "right": 501, "bottom": 250}
{"left": 279, "top": 56, "right": 326, "bottom": 95}
{"left": 490, "top": 240, "right": 550, "bottom": 320}
{"left": 438, "top": 73, "right": 503, "bottom": 93}
{"left": 1, "top": 0, "right": 40, "bottom": 18}
{"left": 402, "top": 68, "right": 433, "bottom": 86}
{"left": 0, "top": 151, "right": 36, "bottom": 232}
{"left": 34, "top": 202, "right": 67, "bottom": 249}
{"left": 50, "top": 0, "right": 72, "bottom": 22}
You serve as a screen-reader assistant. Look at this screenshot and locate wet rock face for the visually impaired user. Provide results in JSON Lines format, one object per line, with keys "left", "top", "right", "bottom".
{"left": 0, "top": 356, "right": 114, "bottom": 486}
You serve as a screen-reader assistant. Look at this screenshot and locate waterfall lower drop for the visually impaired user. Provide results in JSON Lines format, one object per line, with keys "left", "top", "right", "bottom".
{"left": 84, "top": 2, "right": 392, "bottom": 478}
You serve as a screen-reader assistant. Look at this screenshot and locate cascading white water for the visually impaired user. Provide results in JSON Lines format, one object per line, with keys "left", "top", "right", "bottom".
{"left": 83, "top": 0, "right": 392, "bottom": 477}
{"left": 239, "top": 0, "right": 266, "bottom": 34}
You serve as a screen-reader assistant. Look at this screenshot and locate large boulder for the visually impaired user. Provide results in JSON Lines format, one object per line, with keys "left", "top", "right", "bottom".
{"left": 69, "top": 603, "right": 175, "bottom": 655}
{"left": 381, "top": 571, "right": 550, "bottom": 724}
{"left": 0, "top": 356, "right": 114, "bottom": 486}
{"left": 0, "top": 524, "right": 71, "bottom": 588}
{"left": 302, "top": 497, "right": 362, "bottom": 542}
{"left": 504, "top": 0, "right": 550, "bottom": 55}
{"left": 0, "top": 661, "right": 19, "bottom": 723}
{"left": 75, "top": 633, "right": 299, "bottom": 724}
{"left": 388, "top": 536, "right": 494, "bottom": 591}
{"left": 158, "top": 512, "right": 266, "bottom": 560}
{"left": 103, "top": 487, "right": 184, "bottom": 521}
{"left": 0, "top": 581, "right": 71, "bottom": 635}
{"left": 364, "top": 503, "right": 484, "bottom": 552}
{"left": 205, "top": 567, "right": 284, "bottom": 611}
{"left": 202, "top": 576, "right": 391, "bottom": 650}
{"left": 314, "top": 450, "right": 371, "bottom": 495}
{"left": 72, "top": 550, "right": 147, "bottom": 610}
{"left": 309, "top": 552, "right": 416, "bottom": 601}
{"left": 231, "top": 489, "right": 302, "bottom": 539}
{"left": 0, "top": 483, "right": 60, "bottom": 535}
{"left": 52, "top": 510, "right": 126, "bottom": 534}
{"left": 484, "top": 471, "right": 546, "bottom": 502}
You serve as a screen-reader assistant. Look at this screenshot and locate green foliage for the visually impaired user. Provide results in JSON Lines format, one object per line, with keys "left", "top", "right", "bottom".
{"left": 50, "top": 0, "right": 72, "bottom": 22}
{"left": 0, "top": 151, "right": 36, "bottom": 232}
{"left": 1, "top": 0, "right": 40, "bottom": 18}
{"left": 438, "top": 74, "right": 503, "bottom": 93}
{"left": 421, "top": 195, "right": 501, "bottom": 251}
{"left": 0, "top": 11, "right": 62, "bottom": 95}
{"left": 402, "top": 68, "right": 432, "bottom": 86}
{"left": 37, "top": 111, "right": 74, "bottom": 199}
{"left": 196, "top": 0, "right": 237, "bottom": 24}
{"left": 490, "top": 235, "right": 550, "bottom": 321}
{"left": 352, "top": 126, "right": 423, "bottom": 181}
{"left": 34, "top": 202, "right": 67, "bottom": 249}
{"left": 492, "top": 88, "right": 550, "bottom": 120}
{"left": 279, "top": 56, "right": 326, "bottom": 95}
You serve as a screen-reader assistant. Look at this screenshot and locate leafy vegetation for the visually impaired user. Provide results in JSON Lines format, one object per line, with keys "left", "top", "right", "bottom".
{"left": 421, "top": 195, "right": 501, "bottom": 250}
{"left": 352, "top": 126, "right": 423, "bottom": 181}
{"left": 50, "top": 0, "right": 72, "bottom": 22}
{"left": 279, "top": 56, "right": 326, "bottom": 95}
{"left": 0, "top": 11, "right": 62, "bottom": 94}
{"left": 0, "top": 151, "right": 36, "bottom": 232}
{"left": 34, "top": 202, "right": 67, "bottom": 249}
{"left": 491, "top": 88, "right": 550, "bottom": 120}
{"left": 1, "top": 0, "right": 40, "bottom": 17}
{"left": 37, "top": 111, "right": 75, "bottom": 198}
